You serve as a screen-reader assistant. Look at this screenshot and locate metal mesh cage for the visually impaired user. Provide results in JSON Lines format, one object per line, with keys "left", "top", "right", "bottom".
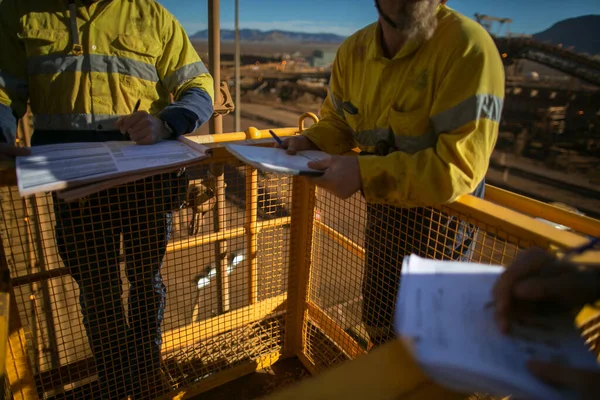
{"left": 0, "top": 159, "right": 294, "bottom": 399}
{"left": 1, "top": 135, "right": 598, "bottom": 400}
{"left": 302, "top": 188, "right": 529, "bottom": 371}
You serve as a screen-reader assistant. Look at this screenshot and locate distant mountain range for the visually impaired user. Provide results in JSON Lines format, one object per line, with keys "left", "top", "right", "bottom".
{"left": 532, "top": 15, "right": 600, "bottom": 55}
{"left": 191, "top": 28, "right": 346, "bottom": 43}
{"left": 191, "top": 14, "right": 600, "bottom": 55}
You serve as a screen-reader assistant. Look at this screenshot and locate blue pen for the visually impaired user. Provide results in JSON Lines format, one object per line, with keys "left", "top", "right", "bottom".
{"left": 269, "top": 130, "right": 285, "bottom": 147}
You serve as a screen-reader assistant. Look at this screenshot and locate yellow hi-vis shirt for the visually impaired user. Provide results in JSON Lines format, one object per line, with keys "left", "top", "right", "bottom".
{"left": 303, "top": 5, "right": 505, "bottom": 208}
{"left": 0, "top": 0, "right": 214, "bottom": 132}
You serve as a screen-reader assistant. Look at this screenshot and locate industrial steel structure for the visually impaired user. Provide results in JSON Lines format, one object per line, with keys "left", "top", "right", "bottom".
{"left": 0, "top": 1, "right": 599, "bottom": 399}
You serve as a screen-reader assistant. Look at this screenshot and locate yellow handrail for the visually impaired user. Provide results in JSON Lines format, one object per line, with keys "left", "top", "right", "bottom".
{"left": 485, "top": 185, "right": 600, "bottom": 238}
{"left": 1, "top": 117, "right": 599, "bottom": 399}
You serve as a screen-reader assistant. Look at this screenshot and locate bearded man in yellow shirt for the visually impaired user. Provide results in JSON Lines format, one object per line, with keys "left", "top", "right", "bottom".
{"left": 280, "top": 0, "right": 504, "bottom": 345}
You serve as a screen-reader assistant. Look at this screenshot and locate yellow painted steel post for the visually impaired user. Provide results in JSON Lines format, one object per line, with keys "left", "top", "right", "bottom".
{"left": 234, "top": 0, "right": 241, "bottom": 132}
{"left": 208, "top": 0, "right": 223, "bottom": 135}
{"left": 213, "top": 165, "right": 230, "bottom": 314}
{"left": 245, "top": 128, "right": 261, "bottom": 305}
{"left": 26, "top": 196, "right": 59, "bottom": 370}
{"left": 0, "top": 237, "right": 36, "bottom": 400}
{"left": 0, "top": 265, "right": 9, "bottom": 398}
{"left": 283, "top": 176, "right": 317, "bottom": 357}
{"left": 21, "top": 200, "right": 40, "bottom": 375}
{"left": 245, "top": 167, "right": 258, "bottom": 305}
{"left": 208, "top": 0, "right": 228, "bottom": 314}
{"left": 282, "top": 114, "right": 320, "bottom": 356}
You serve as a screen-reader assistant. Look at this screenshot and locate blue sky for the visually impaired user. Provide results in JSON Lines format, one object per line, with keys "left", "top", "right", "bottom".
{"left": 157, "top": 0, "right": 600, "bottom": 37}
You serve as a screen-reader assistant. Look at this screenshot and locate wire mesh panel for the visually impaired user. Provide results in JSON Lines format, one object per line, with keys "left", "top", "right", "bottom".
{"left": 301, "top": 185, "right": 599, "bottom": 400}
{"left": 303, "top": 188, "right": 539, "bottom": 372}
{"left": 2, "top": 146, "right": 598, "bottom": 400}
{"left": 0, "top": 161, "right": 293, "bottom": 400}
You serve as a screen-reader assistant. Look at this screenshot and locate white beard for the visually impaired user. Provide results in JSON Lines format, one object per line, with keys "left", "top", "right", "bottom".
{"left": 395, "top": 0, "right": 439, "bottom": 41}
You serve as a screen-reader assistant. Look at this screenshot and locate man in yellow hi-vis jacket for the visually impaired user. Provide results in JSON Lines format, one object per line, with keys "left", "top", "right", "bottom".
{"left": 280, "top": 0, "right": 504, "bottom": 345}
{"left": 0, "top": 0, "right": 214, "bottom": 398}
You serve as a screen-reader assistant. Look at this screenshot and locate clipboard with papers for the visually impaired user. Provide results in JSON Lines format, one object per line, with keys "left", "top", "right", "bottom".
{"left": 225, "top": 144, "right": 329, "bottom": 177}
{"left": 15, "top": 134, "right": 211, "bottom": 199}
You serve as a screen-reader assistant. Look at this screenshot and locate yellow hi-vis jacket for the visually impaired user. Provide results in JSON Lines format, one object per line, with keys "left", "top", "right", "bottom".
{"left": 303, "top": 4, "right": 505, "bottom": 208}
{"left": 0, "top": 0, "right": 214, "bottom": 133}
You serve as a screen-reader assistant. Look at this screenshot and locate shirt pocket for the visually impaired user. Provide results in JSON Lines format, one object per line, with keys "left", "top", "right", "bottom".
{"left": 110, "top": 33, "right": 162, "bottom": 62}
{"left": 109, "top": 34, "right": 162, "bottom": 93}
{"left": 387, "top": 106, "right": 431, "bottom": 138}
{"left": 19, "top": 29, "right": 70, "bottom": 58}
{"left": 387, "top": 106, "right": 436, "bottom": 154}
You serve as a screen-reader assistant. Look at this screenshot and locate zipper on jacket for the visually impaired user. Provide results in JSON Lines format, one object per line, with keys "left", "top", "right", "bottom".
{"left": 68, "top": 0, "right": 83, "bottom": 55}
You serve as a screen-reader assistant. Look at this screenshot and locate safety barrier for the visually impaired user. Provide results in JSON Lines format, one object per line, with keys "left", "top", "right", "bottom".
{"left": 0, "top": 114, "right": 599, "bottom": 400}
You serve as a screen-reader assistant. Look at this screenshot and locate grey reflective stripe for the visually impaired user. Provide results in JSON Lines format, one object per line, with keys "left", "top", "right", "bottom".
{"left": 431, "top": 94, "right": 503, "bottom": 134}
{"left": 34, "top": 114, "right": 125, "bottom": 131}
{"left": 328, "top": 83, "right": 345, "bottom": 118}
{"left": 28, "top": 54, "right": 159, "bottom": 82}
{"left": 0, "top": 70, "right": 29, "bottom": 101}
{"left": 163, "top": 62, "right": 210, "bottom": 92}
{"left": 353, "top": 128, "right": 388, "bottom": 147}
{"left": 353, "top": 128, "right": 438, "bottom": 154}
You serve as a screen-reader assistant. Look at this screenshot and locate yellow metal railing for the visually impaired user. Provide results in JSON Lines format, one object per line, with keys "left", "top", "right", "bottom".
{"left": 0, "top": 114, "right": 598, "bottom": 400}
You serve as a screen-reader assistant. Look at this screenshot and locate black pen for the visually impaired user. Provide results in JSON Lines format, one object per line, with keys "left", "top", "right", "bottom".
{"left": 269, "top": 130, "right": 285, "bottom": 147}
{"left": 123, "top": 99, "right": 141, "bottom": 141}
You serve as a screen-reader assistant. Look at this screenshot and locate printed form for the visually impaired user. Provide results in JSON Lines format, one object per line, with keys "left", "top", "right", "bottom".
{"left": 16, "top": 140, "right": 208, "bottom": 196}
{"left": 225, "top": 144, "right": 329, "bottom": 176}
{"left": 394, "top": 255, "right": 600, "bottom": 400}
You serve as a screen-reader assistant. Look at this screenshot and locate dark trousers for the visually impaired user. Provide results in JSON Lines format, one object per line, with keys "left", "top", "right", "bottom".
{"left": 52, "top": 173, "right": 185, "bottom": 399}
{"left": 361, "top": 182, "right": 484, "bottom": 344}
{"left": 33, "top": 131, "right": 186, "bottom": 398}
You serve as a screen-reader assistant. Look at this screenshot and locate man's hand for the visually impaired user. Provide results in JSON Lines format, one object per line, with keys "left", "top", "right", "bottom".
{"left": 307, "top": 156, "right": 361, "bottom": 199}
{"left": 275, "top": 135, "right": 319, "bottom": 155}
{"left": 116, "top": 111, "right": 171, "bottom": 145}
{"left": 528, "top": 360, "right": 600, "bottom": 400}
{"left": 0, "top": 143, "right": 30, "bottom": 161}
{"left": 492, "top": 247, "right": 599, "bottom": 334}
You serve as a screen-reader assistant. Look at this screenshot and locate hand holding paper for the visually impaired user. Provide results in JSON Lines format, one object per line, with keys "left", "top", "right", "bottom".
{"left": 0, "top": 143, "right": 30, "bottom": 161}
{"left": 307, "top": 155, "right": 362, "bottom": 200}
{"left": 394, "top": 254, "right": 600, "bottom": 400}
{"left": 226, "top": 144, "right": 329, "bottom": 176}
{"left": 492, "top": 246, "right": 600, "bottom": 334}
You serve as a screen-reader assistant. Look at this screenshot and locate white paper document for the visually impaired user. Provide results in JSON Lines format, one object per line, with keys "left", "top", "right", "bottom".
{"left": 16, "top": 140, "right": 209, "bottom": 196}
{"left": 225, "top": 144, "right": 329, "bottom": 176}
{"left": 394, "top": 255, "right": 600, "bottom": 400}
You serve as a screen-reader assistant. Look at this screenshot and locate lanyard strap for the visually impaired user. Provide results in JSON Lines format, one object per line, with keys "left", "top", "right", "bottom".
{"left": 67, "top": 0, "right": 83, "bottom": 55}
